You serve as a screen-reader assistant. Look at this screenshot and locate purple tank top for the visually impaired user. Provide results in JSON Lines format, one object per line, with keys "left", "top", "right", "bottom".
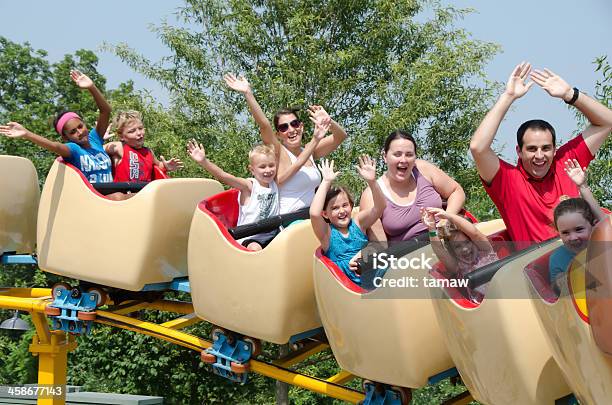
{"left": 379, "top": 167, "right": 442, "bottom": 241}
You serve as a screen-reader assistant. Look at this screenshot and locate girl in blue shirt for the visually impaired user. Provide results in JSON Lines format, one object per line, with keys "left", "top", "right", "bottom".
{"left": 549, "top": 159, "right": 607, "bottom": 293}
{"left": 310, "top": 157, "right": 386, "bottom": 285}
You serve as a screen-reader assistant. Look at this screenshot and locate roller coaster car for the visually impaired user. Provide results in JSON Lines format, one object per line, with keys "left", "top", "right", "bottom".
{"left": 36, "top": 159, "right": 223, "bottom": 290}
{"left": 430, "top": 227, "right": 571, "bottom": 405}
{"left": 525, "top": 215, "right": 612, "bottom": 405}
{"left": 312, "top": 214, "right": 496, "bottom": 390}
{"left": 188, "top": 189, "right": 321, "bottom": 344}
{"left": 313, "top": 234, "right": 455, "bottom": 387}
{"left": 0, "top": 155, "right": 39, "bottom": 255}
{"left": 586, "top": 216, "right": 612, "bottom": 354}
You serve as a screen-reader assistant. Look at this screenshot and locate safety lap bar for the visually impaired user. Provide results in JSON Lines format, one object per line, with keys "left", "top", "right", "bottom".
{"left": 92, "top": 182, "right": 149, "bottom": 195}
{"left": 466, "top": 237, "right": 558, "bottom": 289}
{"left": 227, "top": 207, "right": 310, "bottom": 240}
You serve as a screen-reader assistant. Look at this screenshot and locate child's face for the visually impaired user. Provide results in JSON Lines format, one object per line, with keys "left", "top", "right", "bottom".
{"left": 119, "top": 119, "right": 145, "bottom": 148}
{"left": 323, "top": 191, "right": 352, "bottom": 229}
{"left": 62, "top": 118, "right": 89, "bottom": 146}
{"left": 556, "top": 212, "right": 593, "bottom": 253}
{"left": 449, "top": 232, "right": 478, "bottom": 264}
{"left": 248, "top": 153, "right": 276, "bottom": 186}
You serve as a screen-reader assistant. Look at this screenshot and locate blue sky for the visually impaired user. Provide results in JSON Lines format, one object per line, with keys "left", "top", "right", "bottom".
{"left": 1, "top": 0, "right": 610, "bottom": 159}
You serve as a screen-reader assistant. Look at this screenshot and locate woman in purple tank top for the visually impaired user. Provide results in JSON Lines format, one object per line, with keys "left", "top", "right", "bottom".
{"left": 360, "top": 130, "right": 466, "bottom": 242}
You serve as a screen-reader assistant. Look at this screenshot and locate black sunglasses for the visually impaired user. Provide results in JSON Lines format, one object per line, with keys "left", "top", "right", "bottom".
{"left": 277, "top": 119, "right": 301, "bottom": 133}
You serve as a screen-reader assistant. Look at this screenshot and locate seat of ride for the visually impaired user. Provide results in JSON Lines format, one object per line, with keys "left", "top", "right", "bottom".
{"left": 523, "top": 250, "right": 559, "bottom": 303}
{"left": 36, "top": 158, "right": 223, "bottom": 291}
{"left": 0, "top": 155, "right": 39, "bottom": 256}
{"left": 312, "top": 233, "right": 461, "bottom": 388}
{"left": 429, "top": 230, "right": 571, "bottom": 405}
{"left": 421, "top": 220, "right": 511, "bottom": 307}
{"left": 523, "top": 218, "right": 612, "bottom": 405}
{"left": 188, "top": 188, "right": 321, "bottom": 344}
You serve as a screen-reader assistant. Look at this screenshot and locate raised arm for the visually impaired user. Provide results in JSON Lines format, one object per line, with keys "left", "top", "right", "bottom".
{"left": 309, "top": 159, "right": 336, "bottom": 251}
{"left": 276, "top": 113, "right": 329, "bottom": 185}
{"left": 355, "top": 155, "right": 385, "bottom": 231}
{"left": 530, "top": 68, "right": 612, "bottom": 155}
{"left": 309, "top": 105, "right": 347, "bottom": 159}
{"left": 224, "top": 73, "right": 278, "bottom": 149}
{"left": 564, "top": 159, "right": 607, "bottom": 223}
{"left": 421, "top": 208, "right": 458, "bottom": 274}
{"left": 416, "top": 160, "right": 465, "bottom": 215}
{"left": 187, "top": 139, "right": 251, "bottom": 192}
{"left": 0, "top": 122, "right": 72, "bottom": 158}
{"left": 70, "top": 70, "right": 111, "bottom": 138}
{"left": 470, "top": 62, "right": 534, "bottom": 184}
{"left": 359, "top": 186, "right": 388, "bottom": 242}
{"left": 429, "top": 207, "right": 490, "bottom": 244}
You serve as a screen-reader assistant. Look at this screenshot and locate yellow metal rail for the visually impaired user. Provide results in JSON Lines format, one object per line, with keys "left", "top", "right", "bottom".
{"left": 95, "top": 309, "right": 365, "bottom": 403}
{"left": 0, "top": 290, "right": 364, "bottom": 404}
{"left": 0, "top": 289, "right": 472, "bottom": 405}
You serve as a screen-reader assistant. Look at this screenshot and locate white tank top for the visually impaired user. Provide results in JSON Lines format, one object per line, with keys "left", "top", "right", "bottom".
{"left": 279, "top": 145, "right": 322, "bottom": 214}
{"left": 237, "top": 179, "right": 279, "bottom": 226}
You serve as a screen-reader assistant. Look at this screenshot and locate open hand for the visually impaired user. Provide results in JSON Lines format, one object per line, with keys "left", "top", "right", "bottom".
{"left": 318, "top": 159, "right": 339, "bottom": 182}
{"left": 530, "top": 68, "right": 573, "bottom": 101}
{"left": 70, "top": 70, "right": 94, "bottom": 89}
{"left": 0, "top": 122, "right": 28, "bottom": 138}
{"left": 505, "top": 62, "right": 533, "bottom": 99}
{"left": 160, "top": 156, "right": 184, "bottom": 172}
{"left": 310, "top": 114, "right": 331, "bottom": 141}
{"left": 356, "top": 155, "right": 376, "bottom": 182}
{"left": 308, "top": 105, "right": 330, "bottom": 122}
{"left": 98, "top": 121, "right": 115, "bottom": 140}
{"left": 420, "top": 207, "right": 437, "bottom": 230}
{"left": 564, "top": 159, "right": 587, "bottom": 187}
{"left": 223, "top": 73, "right": 251, "bottom": 94}
{"left": 187, "top": 139, "right": 207, "bottom": 164}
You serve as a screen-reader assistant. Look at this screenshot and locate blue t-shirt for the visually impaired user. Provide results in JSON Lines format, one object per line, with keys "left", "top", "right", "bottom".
{"left": 549, "top": 245, "right": 577, "bottom": 285}
{"left": 324, "top": 220, "right": 368, "bottom": 285}
{"left": 64, "top": 128, "right": 113, "bottom": 183}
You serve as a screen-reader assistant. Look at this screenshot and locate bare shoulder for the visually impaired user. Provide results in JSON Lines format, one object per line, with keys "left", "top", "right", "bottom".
{"left": 415, "top": 159, "right": 440, "bottom": 179}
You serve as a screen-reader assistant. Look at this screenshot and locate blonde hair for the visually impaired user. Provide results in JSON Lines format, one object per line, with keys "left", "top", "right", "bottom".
{"left": 111, "top": 110, "right": 143, "bottom": 134}
{"left": 248, "top": 144, "right": 276, "bottom": 162}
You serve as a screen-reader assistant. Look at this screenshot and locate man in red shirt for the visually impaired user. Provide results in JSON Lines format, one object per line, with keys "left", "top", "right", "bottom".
{"left": 470, "top": 62, "right": 612, "bottom": 245}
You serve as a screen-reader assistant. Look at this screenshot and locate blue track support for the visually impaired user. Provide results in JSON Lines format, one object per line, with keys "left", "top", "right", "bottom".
{"left": 0, "top": 254, "right": 37, "bottom": 265}
{"left": 555, "top": 394, "right": 578, "bottom": 405}
{"left": 48, "top": 288, "right": 97, "bottom": 335}
{"left": 141, "top": 277, "right": 190, "bottom": 293}
{"left": 170, "top": 277, "right": 190, "bottom": 293}
{"left": 289, "top": 327, "right": 325, "bottom": 345}
{"left": 362, "top": 382, "right": 403, "bottom": 405}
{"left": 427, "top": 367, "right": 459, "bottom": 385}
{"left": 204, "top": 332, "right": 253, "bottom": 384}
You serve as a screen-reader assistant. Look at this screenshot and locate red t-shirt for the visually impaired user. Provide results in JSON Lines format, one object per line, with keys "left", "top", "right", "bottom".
{"left": 482, "top": 134, "right": 594, "bottom": 244}
{"left": 114, "top": 143, "right": 155, "bottom": 182}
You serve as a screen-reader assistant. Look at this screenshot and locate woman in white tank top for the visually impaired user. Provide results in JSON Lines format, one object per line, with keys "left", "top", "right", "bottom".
{"left": 224, "top": 74, "right": 348, "bottom": 214}
{"left": 279, "top": 144, "right": 322, "bottom": 213}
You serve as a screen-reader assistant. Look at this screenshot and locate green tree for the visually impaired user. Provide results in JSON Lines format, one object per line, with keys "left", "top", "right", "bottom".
{"left": 0, "top": 39, "right": 203, "bottom": 399}
{"left": 108, "top": 0, "right": 500, "bottom": 216}
{"left": 576, "top": 56, "right": 611, "bottom": 208}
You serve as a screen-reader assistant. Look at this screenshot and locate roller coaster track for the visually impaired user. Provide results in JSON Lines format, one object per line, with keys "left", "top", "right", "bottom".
{"left": 0, "top": 287, "right": 472, "bottom": 405}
